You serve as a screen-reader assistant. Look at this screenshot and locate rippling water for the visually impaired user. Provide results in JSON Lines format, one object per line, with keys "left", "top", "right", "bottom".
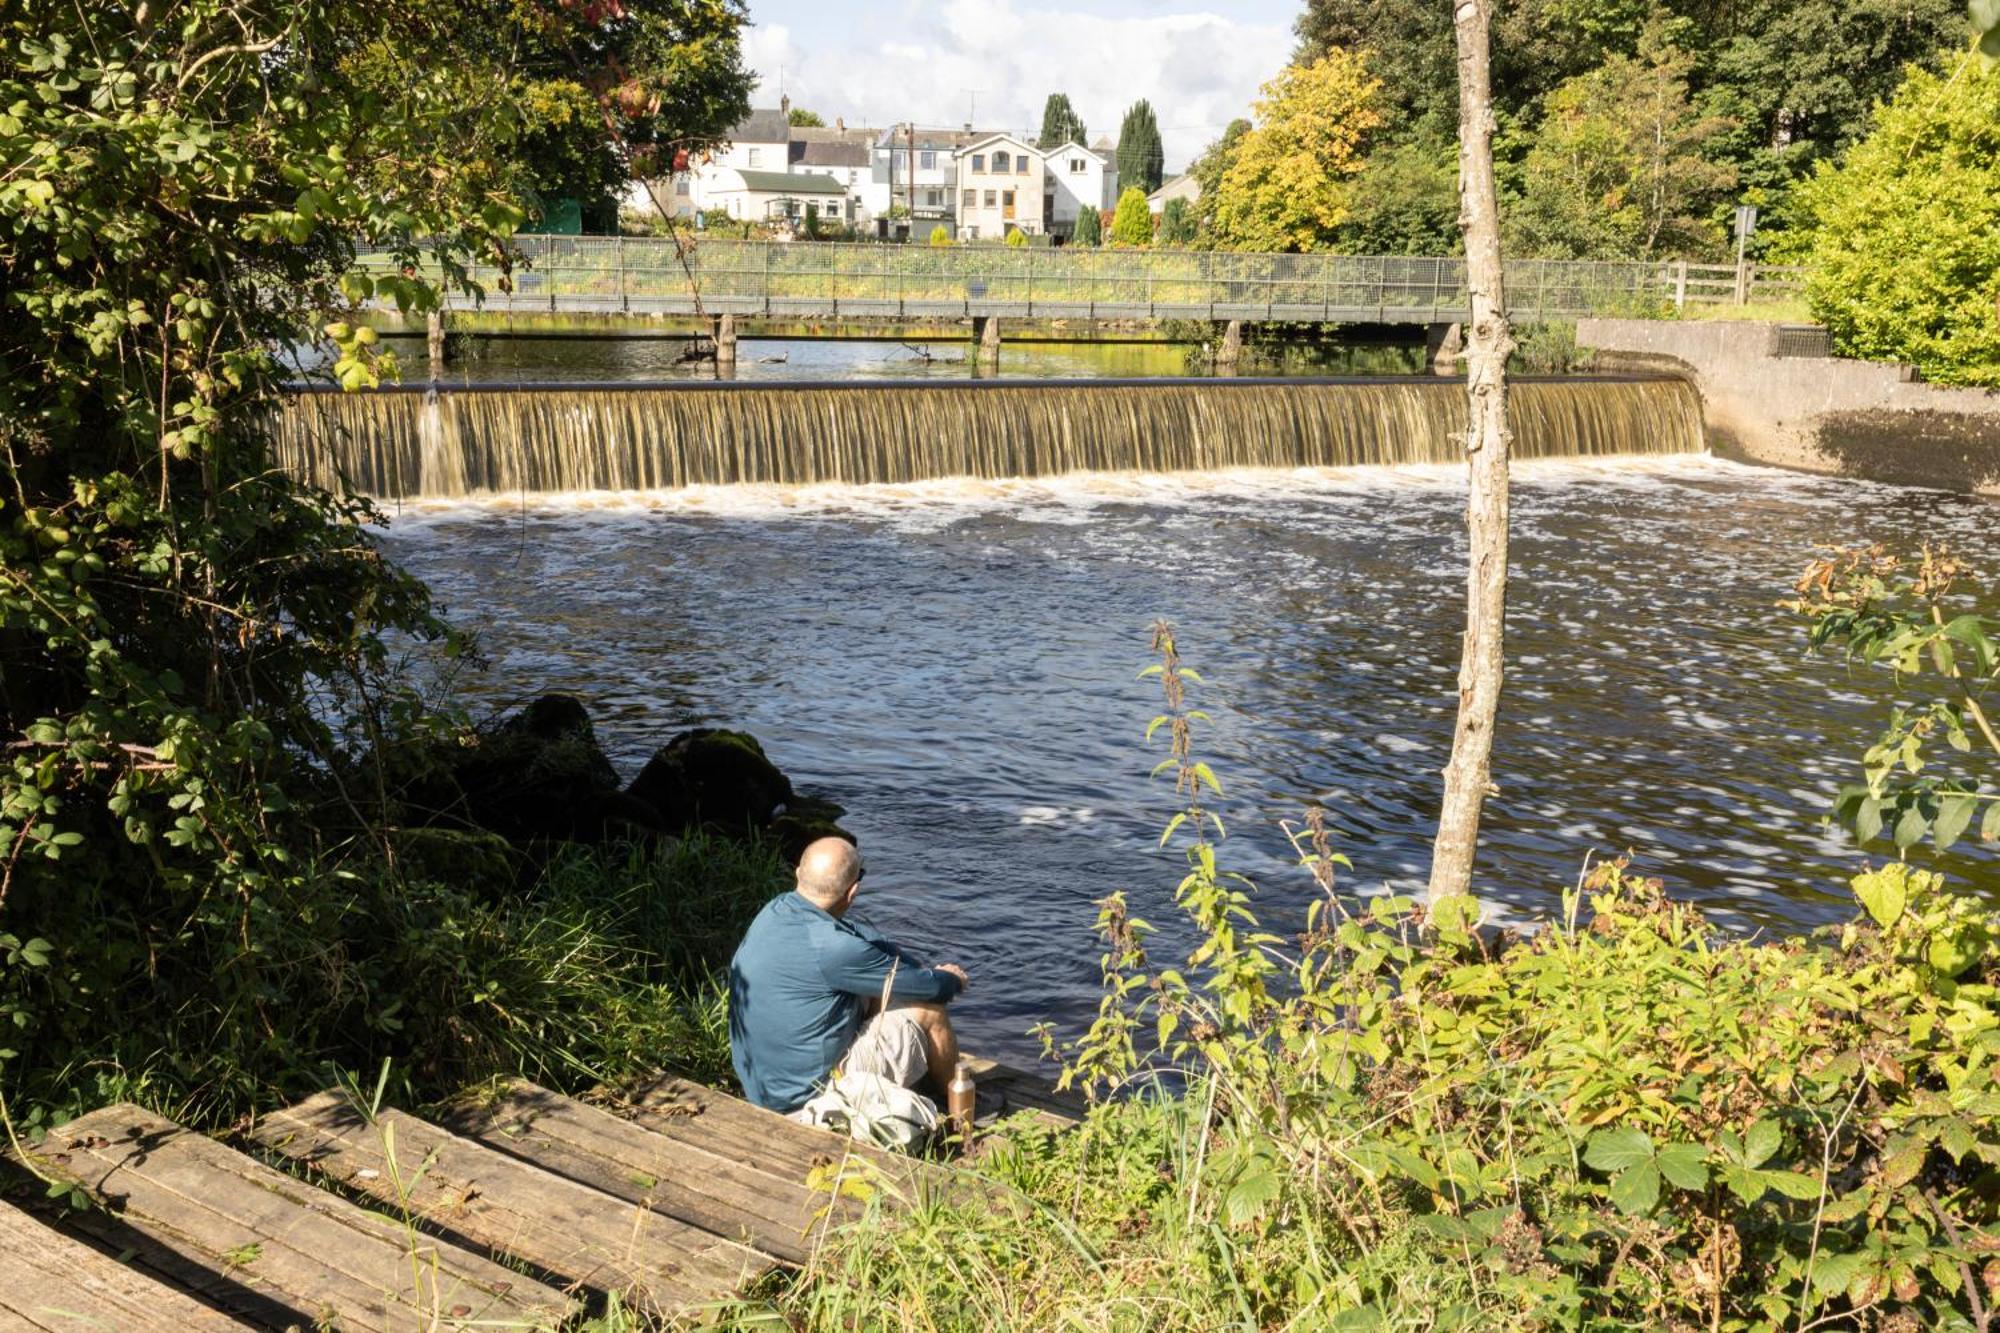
{"left": 380, "top": 457, "right": 2000, "bottom": 1064}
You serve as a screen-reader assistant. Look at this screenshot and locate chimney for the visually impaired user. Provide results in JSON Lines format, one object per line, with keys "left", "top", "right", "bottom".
{"left": 780, "top": 93, "right": 791, "bottom": 116}
{"left": 836, "top": 116, "right": 845, "bottom": 132}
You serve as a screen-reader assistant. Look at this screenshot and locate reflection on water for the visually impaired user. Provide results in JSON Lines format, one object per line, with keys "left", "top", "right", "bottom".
{"left": 381, "top": 458, "right": 2000, "bottom": 1065}
{"left": 368, "top": 335, "right": 1426, "bottom": 385}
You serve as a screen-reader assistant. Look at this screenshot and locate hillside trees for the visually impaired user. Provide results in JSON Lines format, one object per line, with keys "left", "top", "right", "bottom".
{"left": 1116, "top": 100, "right": 1165, "bottom": 195}
{"left": 1507, "top": 24, "right": 1737, "bottom": 259}
{"left": 1211, "top": 52, "right": 1383, "bottom": 252}
{"left": 1791, "top": 52, "right": 2000, "bottom": 386}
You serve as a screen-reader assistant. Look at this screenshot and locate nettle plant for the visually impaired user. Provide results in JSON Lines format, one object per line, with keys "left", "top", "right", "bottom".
{"left": 1045, "top": 621, "right": 2000, "bottom": 1329}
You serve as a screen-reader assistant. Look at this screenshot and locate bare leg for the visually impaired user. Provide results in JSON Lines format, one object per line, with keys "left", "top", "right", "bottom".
{"left": 892, "top": 1001, "right": 959, "bottom": 1090}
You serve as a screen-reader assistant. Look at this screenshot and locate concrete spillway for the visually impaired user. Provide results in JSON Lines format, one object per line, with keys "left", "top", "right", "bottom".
{"left": 271, "top": 377, "right": 1704, "bottom": 500}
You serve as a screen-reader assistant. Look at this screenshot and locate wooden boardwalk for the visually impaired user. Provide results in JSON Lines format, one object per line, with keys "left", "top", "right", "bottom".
{"left": 3, "top": 1059, "right": 1081, "bottom": 1331}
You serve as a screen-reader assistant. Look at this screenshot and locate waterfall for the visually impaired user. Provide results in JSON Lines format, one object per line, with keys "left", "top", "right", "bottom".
{"left": 270, "top": 378, "right": 1704, "bottom": 500}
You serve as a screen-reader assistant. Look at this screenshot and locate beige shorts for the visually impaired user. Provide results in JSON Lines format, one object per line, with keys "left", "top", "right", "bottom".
{"left": 839, "top": 1007, "right": 930, "bottom": 1088}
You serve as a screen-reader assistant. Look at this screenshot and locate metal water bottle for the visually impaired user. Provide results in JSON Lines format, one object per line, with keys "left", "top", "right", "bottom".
{"left": 947, "top": 1061, "right": 977, "bottom": 1142}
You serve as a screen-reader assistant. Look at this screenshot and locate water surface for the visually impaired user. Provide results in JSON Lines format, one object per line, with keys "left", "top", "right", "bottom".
{"left": 381, "top": 458, "right": 2000, "bottom": 1064}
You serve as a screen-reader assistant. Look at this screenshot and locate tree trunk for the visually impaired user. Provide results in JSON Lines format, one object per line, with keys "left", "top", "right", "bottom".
{"left": 1428, "top": 0, "right": 1515, "bottom": 904}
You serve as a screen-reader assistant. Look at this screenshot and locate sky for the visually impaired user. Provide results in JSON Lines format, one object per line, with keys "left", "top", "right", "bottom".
{"left": 737, "top": 0, "right": 1300, "bottom": 171}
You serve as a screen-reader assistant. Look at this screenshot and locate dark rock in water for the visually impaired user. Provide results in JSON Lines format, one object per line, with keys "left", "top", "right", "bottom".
{"left": 449, "top": 693, "right": 658, "bottom": 844}
{"left": 628, "top": 728, "right": 797, "bottom": 833}
{"left": 768, "top": 795, "right": 855, "bottom": 862}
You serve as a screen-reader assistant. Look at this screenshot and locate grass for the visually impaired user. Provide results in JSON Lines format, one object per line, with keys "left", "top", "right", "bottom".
{"left": 1673, "top": 296, "right": 1814, "bottom": 323}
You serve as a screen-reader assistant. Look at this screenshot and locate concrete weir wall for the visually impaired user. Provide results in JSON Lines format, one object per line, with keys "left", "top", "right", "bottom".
{"left": 1577, "top": 319, "right": 2000, "bottom": 495}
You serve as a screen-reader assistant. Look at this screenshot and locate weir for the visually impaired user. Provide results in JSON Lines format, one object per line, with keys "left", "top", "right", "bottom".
{"left": 271, "top": 377, "right": 1705, "bottom": 501}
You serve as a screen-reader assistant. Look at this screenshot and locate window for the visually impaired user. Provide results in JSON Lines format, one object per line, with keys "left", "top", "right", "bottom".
{"left": 971, "top": 153, "right": 985, "bottom": 172}
{"left": 1002, "top": 189, "right": 1015, "bottom": 207}
{"left": 984, "top": 190, "right": 997, "bottom": 206}
{"left": 675, "top": 177, "right": 691, "bottom": 196}
{"left": 927, "top": 189, "right": 942, "bottom": 207}
{"left": 747, "top": 148, "right": 761, "bottom": 167}
{"left": 920, "top": 150, "right": 936, "bottom": 170}
{"left": 1017, "top": 156, "right": 1029, "bottom": 175}
{"left": 1070, "top": 158, "right": 1085, "bottom": 173}
{"left": 962, "top": 187, "right": 975, "bottom": 207}
{"left": 993, "top": 150, "right": 1010, "bottom": 172}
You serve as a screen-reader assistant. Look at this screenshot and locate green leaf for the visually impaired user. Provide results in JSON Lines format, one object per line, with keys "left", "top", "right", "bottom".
{"left": 1222, "top": 1159, "right": 1282, "bottom": 1226}
{"left": 1744, "top": 1119, "right": 1781, "bottom": 1169}
{"left": 1982, "top": 800, "right": 2000, "bottom": 843}
{"left": 1852, "top": 866, "right": 1908, "bottom": 930}
{"left": 1759, "top": 1168, "right": 1824, "bottom": 1201}
{"left": 1656, "top": 1143, "right": 1709, "bottom": 1191}
{"left": 1894, "top": 803, "right": 1930, "bottom": 850}
{"left": 1607, "top": 1160, "right": 1660, "bottom": 1214}
{"left": 1584, "top": 1127, "right": 1655, "bottom": 1173}
{"left": 1855, "top": 797, "right": 1885, "bottom": 843}
{"left": 1935, "top": 794, "right": 1978, "bottom": 850}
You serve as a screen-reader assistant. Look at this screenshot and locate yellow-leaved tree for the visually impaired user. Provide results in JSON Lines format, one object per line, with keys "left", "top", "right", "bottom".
{"left": 1212, "top": 50, "right": 1383, "bottom": 252}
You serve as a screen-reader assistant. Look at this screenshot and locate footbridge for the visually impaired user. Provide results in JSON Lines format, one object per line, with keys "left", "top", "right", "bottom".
{"left": 373, "top": 236, "right": 1803, "bottom": 328}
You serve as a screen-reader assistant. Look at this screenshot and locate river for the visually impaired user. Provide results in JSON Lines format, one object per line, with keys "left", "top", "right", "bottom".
{"left": 377, "top": 453, "right": 2000, "bottom": 1066}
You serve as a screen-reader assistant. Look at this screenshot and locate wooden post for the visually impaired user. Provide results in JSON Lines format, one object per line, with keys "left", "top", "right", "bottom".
{"left": 974, "top": 314, "right": 1001, "bottom": 369}
{"left": 1429, "top": 0, "right": 1516, "bottom": 907}
{"left": 1674, "top": 259, "right": 1688, "bottom": 313}
{"left": 713, "top": 314, "right": 737, "bottom": 369}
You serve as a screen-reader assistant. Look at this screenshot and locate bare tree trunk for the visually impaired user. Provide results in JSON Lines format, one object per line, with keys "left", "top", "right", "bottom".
{"left": 1428, "top": 0, "right": 1515, "bottom": 903}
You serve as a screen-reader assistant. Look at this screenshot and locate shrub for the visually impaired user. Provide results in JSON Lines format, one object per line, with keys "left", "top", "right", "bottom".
{"left": 1004, "top": 227, "right": 1028, "bottom": 248}
{"left": 1072, "top": 204, "right": 1101, "bottom": 247}
{"left": 929, "top": 225, "right": 954, "bottom": 247}
{"left": 1108, "top": 187, "right": 1153, "bottom": 247}
{"left": 1792, "top": 52, "right": 2000, "bottom": 386}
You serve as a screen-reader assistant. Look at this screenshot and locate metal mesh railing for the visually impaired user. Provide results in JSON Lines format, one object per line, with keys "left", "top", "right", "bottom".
{"left": 360, "top": 238, "right": 1807, "bottom": 324}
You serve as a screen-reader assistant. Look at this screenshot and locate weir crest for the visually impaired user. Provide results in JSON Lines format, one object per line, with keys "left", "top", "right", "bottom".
{"left": 271, "top": 378, "right": 1704, "bottom": 501}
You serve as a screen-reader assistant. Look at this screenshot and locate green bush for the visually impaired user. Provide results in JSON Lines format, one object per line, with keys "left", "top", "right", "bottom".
{"left": 1792, "top": 52, "right": 2000, "bottom": 386}
{"left": 929, "top": 225, "right": 954, "bottom": 247}
{"left": 1109, "top": 187, "right": 1154, "bottom": 247}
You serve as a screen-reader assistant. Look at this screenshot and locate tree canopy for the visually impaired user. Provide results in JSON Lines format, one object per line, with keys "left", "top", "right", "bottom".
{"left": 1038, "top": 93, "right": 1087, "bottom": 149}
{"left": 788, "top": 107, "right": 826, "bottom": 127}
{"left": 1116, "top": 100, "right": 1165, "bottom": 196}
{"left": 1791, "top": 51, "right": 2000, "bottom": 386}
{"left": 1211, "top": 52, "right": 1383, "bottom": 252}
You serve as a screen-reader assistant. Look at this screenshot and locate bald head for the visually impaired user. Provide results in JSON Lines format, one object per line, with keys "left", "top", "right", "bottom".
{"left": 796, "top": 837, "right": 863, "bottom": 913}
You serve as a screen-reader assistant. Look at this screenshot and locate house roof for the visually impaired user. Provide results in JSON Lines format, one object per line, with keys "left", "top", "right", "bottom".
{"left": 729, "top": 168, "right": 848, "bottom": 195}
{"left": 952, "top": 131, "right": 1038, "bottom": 158}
{"left": 796, "top": 140, "right": 870, "bottom": 168}
{"left": 874, "top": 125, "right": 1007, "bottom": 151}
{"left": 791, "top": 125, "right": 878, "bottom": 147}
{"left": 1090, "top": 134, "right": 1117, "bottom": 153}
{"left": 725, "top": 109, "right": 793, "bottom": 145}
{"left": 1149, "top": 173, "right": 1200, "bottom": 203}
{"left": 1043, "top": 140, "right": 1104, "bottom": 163}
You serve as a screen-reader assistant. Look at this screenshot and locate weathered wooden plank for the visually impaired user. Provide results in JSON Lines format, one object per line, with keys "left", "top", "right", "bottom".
{"left": 252, "top": 1090, "right": 770, "bottom": 1317}
{"left": 21, "top": 1105, "right": 571, "bottom": 1333}
{"left": 961, "top": 1056, "right": 1088, "bottom": 1126}
{"left": 441, "top": 1080, "right": 827, "bottom": 1263}
{"left": 0, "top": 1197, "right": 250, "bottom": 1332}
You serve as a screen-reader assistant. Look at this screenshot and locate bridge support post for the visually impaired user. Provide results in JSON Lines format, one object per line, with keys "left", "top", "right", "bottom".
{"left": 1215, "top": 320, "right": 1243, "bottom": 374}
{"left": 426, "top": 311, "right": 447, "bottom": 379}
{"left": 712, "top": 314, "right": 738, "bottom": 370}
{"left": 1424, "top": 321, "right": 1464, "bottom": 376}
{"left": 973, "top": 315, "right": 1002, "bottom": 370}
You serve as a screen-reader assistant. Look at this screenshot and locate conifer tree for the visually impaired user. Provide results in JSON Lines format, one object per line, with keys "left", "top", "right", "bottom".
{"left": 1116, "top": 100, "right": 1165, "bottom": 194}
{"left": 1038, "top": 93, "right": 1087, "bottom": 148}
{"left": 1072, "top": 203, "right": 1102, "bottom": 245}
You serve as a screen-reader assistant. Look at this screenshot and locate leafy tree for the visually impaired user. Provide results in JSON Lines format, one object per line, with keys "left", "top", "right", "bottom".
{"left": 1338, "top": 136, "right": 1462, "bottom": 254}
{"left": 1037, "top": 93, "right": 1087, "bottom": 149}
{"left": 1109, "top": 188, "right": 1153, "bottom": 246}
{"left": 1157, "top": 196, "right": 1197, "bottom": 246}
{"left": 1072, "top": 203, "right": 1102, "bottom": 246}
{"left": 1212, "top": 52, "right": 1383, "bottom": 252}
{"left": 0, "top": 0, "right": 746, "bottom": 1116}
{"left": 787, "top": 107, "right": 825, "bottom": 127}
{"left": 1507, "top": 24, "right": 1736, "bottom": 259}
{"left": 1791, "top": 52, "right": 2000, "bottom": 387}
{"left": 1185, "top": 118, "right": 1250, "bottom": 245}
{"left": 1116, "top": 100, "right": 1165, "bottom": 195}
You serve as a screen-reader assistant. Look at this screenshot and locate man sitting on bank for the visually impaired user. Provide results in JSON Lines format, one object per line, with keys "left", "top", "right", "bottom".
{"left": 729, "top": 836, "right": 968, "bottom": 1115}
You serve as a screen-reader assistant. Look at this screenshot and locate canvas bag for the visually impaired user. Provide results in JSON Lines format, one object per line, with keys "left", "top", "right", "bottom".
{"left": 797, "top": 955, "right": 942, "bottom": 1152}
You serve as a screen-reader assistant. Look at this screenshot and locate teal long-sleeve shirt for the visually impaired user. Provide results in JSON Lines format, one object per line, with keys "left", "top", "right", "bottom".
{"left": 728, "top": 891, "right": 962, "bottom": 1113}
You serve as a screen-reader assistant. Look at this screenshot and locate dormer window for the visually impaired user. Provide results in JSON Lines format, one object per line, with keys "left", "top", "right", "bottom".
{"left": 1070, "top": 158, "right": 1085, "bottom": 173}
{"left": 993, "top": 150, "right": 1010, "bottom": 172}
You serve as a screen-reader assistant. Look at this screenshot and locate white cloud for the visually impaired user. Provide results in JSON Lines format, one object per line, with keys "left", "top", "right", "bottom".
{"left": 742, "top": 1, "right": 1290, "bottom": 170}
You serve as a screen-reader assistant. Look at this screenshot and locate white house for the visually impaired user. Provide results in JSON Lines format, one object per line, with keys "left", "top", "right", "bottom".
{"left": 1148, "top": 173, "right": 1200, "bottom": 217}
{"left": 953, "top": 132, "right": 1045, "bottom": 240}
{"left": 1041, "top": 140, "right": 1116, "bottom": 238}
{"left": 702, "top": 168, "right": 849, "bottom": 226}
